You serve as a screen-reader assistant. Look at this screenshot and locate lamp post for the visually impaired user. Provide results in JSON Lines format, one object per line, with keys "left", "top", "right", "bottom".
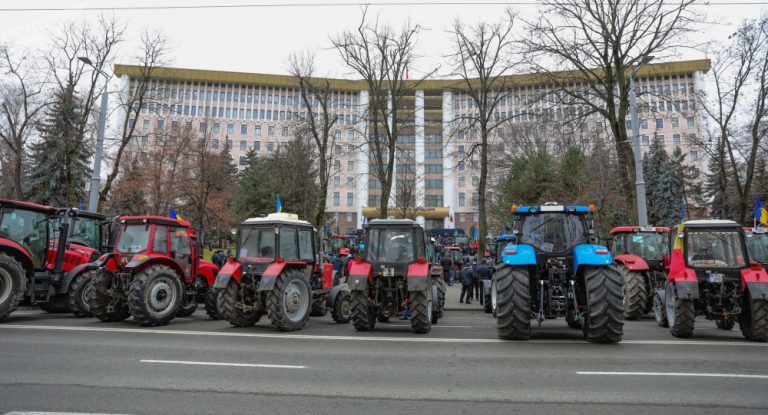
{"left": 629, "top": 55, "right": 654, "bottom": 227}
{"left": 78, "top": 56, "right": 110, "bottom": 213}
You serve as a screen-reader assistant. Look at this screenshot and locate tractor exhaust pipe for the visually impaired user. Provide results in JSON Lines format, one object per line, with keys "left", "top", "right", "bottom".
{"left": 53, "top": 209, "right": 71, "bottom": 274}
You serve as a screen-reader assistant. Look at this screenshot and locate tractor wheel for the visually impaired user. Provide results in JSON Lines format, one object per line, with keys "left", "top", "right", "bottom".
{"left": 715, "top": 318, "right": 734, "bottom": 330}
{"left": 310, "top": 299, "right": 328, "bottom": 317}
{"left": 40, "top": 295, "right": 69, "bottom": 313}
{"left": 566, "top": 315, "right": 583, "bottom": 330}
{"left": 582, "top": 266, "right": 624, "bottom": 343}
{"left": 218, "top": 279, "right": 262, "bottom": 327}
{"left": 495, "top": 265, "right": 531, "bottom": 340}
{"left": 653, "top": 293, "right": 668, "bottom": 327}
{"left": 0, "top": 253, "right": 25, "bottom": 321}
{"left": 666, "top": 284, "right": 695, "bottom": 338}
{"left": 740, "top": 296, "right": 768, "bottom": 342}
{"left": 331, "top": 290, "right": 352, "bottom": 324}
{"left": 87, "top": 271, "right": 130, "bottom": 322}
{"left": 128, "top": 265, "right": 184, "bottom": 327}
{"left": 430, "top": 283, "right": 440, "bottom": 325}
{"left": 266, "top": 269, "right": 311, "bottom": 331}
{"left": 410, "top": 287, "right": 432, "bottom": 334}
{"left": 620, "top": 266, "right": 648, "bottom": 321}
{"left": 432, "top": 277, "right": 446, "bottom": 319}
{"left": 67, "top": 269, "right": 97, "bottom": 317}
{"left": 484, "top": 295, "right": 492, "bottom": 314}
{"left": 204, "top": 287, "right": 219, "bottom": 320}
{"left": 175, "top": 293, "right": 198, "bottom": 318}
{"left": 490, "top": 279, "right": 498, "bottom": 318}
{"left": 350, "top": 290, "right": 375, "bottom": 331}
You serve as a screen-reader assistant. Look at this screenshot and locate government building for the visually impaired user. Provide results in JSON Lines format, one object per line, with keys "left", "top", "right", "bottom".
{"left": 114, "top": 59, "right": 710, "bottom": 234}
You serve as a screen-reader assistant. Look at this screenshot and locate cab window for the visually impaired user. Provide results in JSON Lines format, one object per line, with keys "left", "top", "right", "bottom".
{"left": 153, "top": 225, "right": 169, "bottom": 254}
{"left": 171, "top": 227, "right": 191, "bottom": 260}
{"left": 298, "top": 229, "right": 314, "bottom": 262}
{"left": 279, "top": 227, "right": 298, "bottom": 261}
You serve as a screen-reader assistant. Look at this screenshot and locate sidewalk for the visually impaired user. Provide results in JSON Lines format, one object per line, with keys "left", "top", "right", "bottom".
{"left": 443, "top": 282, "right": 486, "bottom": 311}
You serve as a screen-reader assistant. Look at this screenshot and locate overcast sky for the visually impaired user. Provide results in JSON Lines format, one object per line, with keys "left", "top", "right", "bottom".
{"left": 0, "top": 0, "right": 765, "bottom": 80}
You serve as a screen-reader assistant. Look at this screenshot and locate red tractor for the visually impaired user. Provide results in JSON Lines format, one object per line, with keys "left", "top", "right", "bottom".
{"left": 0, "top": 199, "right": 108, "bottom": 320}
{"left": 745, "top": 227, "right": 768, "bottom": 268}
{"left": 213, "top": 213, "right": 351, "bottom": 331}
{"left": 86, "top": 215, "right": 219, "bottom": 326}
{"left": 347, "top": 219, "right": 445, "bottom": 334}
{"left": 655, "top": 220, "right": 768, "bottom": 341}
{"left": 608, "top": 226, "right": 670, "bottom": 321}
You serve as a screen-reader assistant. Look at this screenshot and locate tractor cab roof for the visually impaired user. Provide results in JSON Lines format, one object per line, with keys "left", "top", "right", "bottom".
{"left": 366, "top": 218, "right": 421, "bottom": 228}
{"left": 609, "top": 226, "right": 670, "bottom": 235}
{"left": 56, "top": 208, "right": 106, "bottom": 221}
{"left": 120, "top": 215, "right": 192, "bottom": 228}
{"left": 683, "top": 219, "right": 741, "bottom": 229}
{"left": 443, "top": 246, "right": 461, "bottom": 251}
{"left": 0, "top": 199, "right": 57, "bottom": 215}
{"left": 242, "top": 212, "right": 313, "bottom": 228}
{"left": 496, "top": 234, "right": 517, "bottom": 241}
{"left": 745, "top": 227, "right": 768, "bottom": 234}
{"left": 513, "top": 203, "right": 594, "bottom": 214}
{"left": 330, "top": 234, "right": 347, "bottom": 239}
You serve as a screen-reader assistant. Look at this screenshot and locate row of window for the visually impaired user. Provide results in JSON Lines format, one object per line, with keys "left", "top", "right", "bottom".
{"left": 331, "top": 192, "right": 355, "bottom": 207}
{"left": 627, "top": 116, "right": 696, "bottom": 130}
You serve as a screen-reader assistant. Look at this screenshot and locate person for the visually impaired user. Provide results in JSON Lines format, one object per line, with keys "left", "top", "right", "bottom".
{"left": 212, "top": 250, "right": 224, "bottom": 268}
{"left": 440, "top": 254, "right": 453, "bottom": 286}
{"left": 459, "top": 261, "right": 475, "bottom": 304}
{"left": 226, "top": 248, "right": 233, "bottom": 258}
{"left": 474, "top": 258, "right": 492, "bottom": 305}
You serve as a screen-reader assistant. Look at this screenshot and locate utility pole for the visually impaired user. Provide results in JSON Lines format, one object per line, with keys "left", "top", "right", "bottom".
{"left": 629, "top": 56, "right": 654, "bottom": 227}
{"left": 79, "top": 56, "right": 110, "bottom": 213}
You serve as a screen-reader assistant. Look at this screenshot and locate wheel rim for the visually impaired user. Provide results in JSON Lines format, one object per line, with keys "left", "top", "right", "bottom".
{"left": 340, "top": 296, "right": 351, "bottom": 319}
{"left": 665, "top": 286, "right": 676, "bottom": 328}
{"left": 283, "top": 280, "right": 309, "bottom": 323}
{"left": 81, "top": 278, "right": 94, "bottom": 310}
{"left": 491, "top": 280, "right": 498, "bottom": 312}
{"left": 653, "top": 295, "right": 663, "bottom": 324}
{"left": 426, "top": 287, "right": 433, "bottom": 322}
{"left": 148, "top": 276, "right": 177, "bottom": 313}
{"left": 0, "top": 267, "right": 12, "bottom": 305}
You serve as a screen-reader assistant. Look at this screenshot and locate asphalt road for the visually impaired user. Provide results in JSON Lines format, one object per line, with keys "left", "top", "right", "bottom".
{"left": 1, "top": 292, "right": 767, "bottom": 415}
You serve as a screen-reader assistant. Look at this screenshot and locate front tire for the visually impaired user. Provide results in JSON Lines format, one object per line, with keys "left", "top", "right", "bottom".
{"left": 67, "top": 270, "right": 97, "bottom": 317}
{"left": 715, "top": 318, "right": 734, "bottom": 330}
{"left": 350, "top": 290, "right": 375, "bottom": 331}
{"left": 410, "top": 288, "right": 432, "bottom": 334}
{"left": 88, "top": 271, "right": 130, "bottom": 322}
{"left": 266, "top": 269, "right": 311, "bottom": 331}
{"left": 218, "top": 279, "right": 262, "bottom": 327}
{"left": 666, "top": 284, "right": 695, "bottom": 338}
{"left": 582, "top": 266, "right": 624, "bottom": 343}
{"left": 331, "top": 290, "right": 352, "bottom": 324}
{"left": 620, "top": 266, "right": 648, "bottom": 320}
{"left": 0, "top": 253, "right": 25, "bottom": 321}
{"left": 175, "top": 293, "right": 198, "bottom": 318}
{"left": 128, "top": 265, "right": 184, "bottom": 327}
{"left": 740, "top": 296, "right": 768, "bottom": 342}
{"left": 495, "top": 265, "right": 531, "bottom": 340}
{"left": 653, "top": 293, "right": 668, "bottom": 327}
{"left": 204, "top": 287, "right": 219, "bottom": 320}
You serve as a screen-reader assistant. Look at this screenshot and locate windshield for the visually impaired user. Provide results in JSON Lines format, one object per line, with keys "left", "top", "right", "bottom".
{"left": 454, "top": 235, "right": 469, "bottom": 246}
{"left": 746, "top": 232, "right": 768, "bottom": 264}
{"left": 621, "top": 232, "right": 666, "bottom": 260}
{"left": 0, "top": 208, "right": 49, "bottom": 268}
{"left": 330, "top": 237, "right": 346, "bottom": 251}
{"left": 116, "top": 224, "right": 151, "bottom": 254}
{"left": 686, "top": 230, "right": 746, "bottom": 269}
{"left": 238, "top": 226, "right": 276, "bottom": 262}
{"left": 70, "top": 217, "right": 101, "bottom": 249}
{"left": 519, "top": 213, "right": 588, "bottom": 253}
{"left": 366, "top": 227, "right": 415, "bottom": 263}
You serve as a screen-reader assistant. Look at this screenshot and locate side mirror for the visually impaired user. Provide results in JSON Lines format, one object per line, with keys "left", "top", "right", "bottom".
{"left": 505, "top": 222, "right": 513, "bottom": 231}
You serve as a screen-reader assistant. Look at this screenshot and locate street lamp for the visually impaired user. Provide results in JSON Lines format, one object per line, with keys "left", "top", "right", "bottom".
{"left": 78, "top": 56, "right": 110, "bottom": 213}
{"left": 629, "top": 55, "right": 654, "bottom": 227}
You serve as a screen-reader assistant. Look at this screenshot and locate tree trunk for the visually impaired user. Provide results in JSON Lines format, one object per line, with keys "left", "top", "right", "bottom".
{"left": 477, "top": 129, "right": 489, "bottom": 261}
{"left": 13, "top": 149, "right": 23, "bottom": 199}
{"left": 315, "top": 152, "right": 328, "bottom": 228}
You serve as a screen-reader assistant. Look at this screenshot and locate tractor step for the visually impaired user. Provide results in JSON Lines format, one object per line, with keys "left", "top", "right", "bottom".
{"left": 32, "top": 272, "right": 53, "bottom": 303}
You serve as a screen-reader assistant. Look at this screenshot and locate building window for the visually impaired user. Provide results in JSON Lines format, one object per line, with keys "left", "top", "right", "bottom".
{"left": 368, "top": 195, "right": 381, "bottom": 207}
{"left": 226, "top": 139, "right": 233, "bottom": 150}
{"left": 472, "top": 192, "right": 479, "bottom": 206}
{"left": 459, "top": 193, "right": 466, "bottom": 207}
{"left": 199, "top": 122, "right": 207, "bottom": 133}
{"left": 255, "top": 125, "right": 262, "bottom": 136}
{"left": 424, "top": 195, "right": 443, "bottom": 207}
{"left": 241, "top": 124, "right": 247, "bottom": 135}
{"left": 333, "top": 192, "right": 340, "bottom": 206}
{"left": 640, "top": 119, "right": 648, "bottom": 129}
{"left": 671, "top": 117, "right": 679, "bottom": 128}
{"left": 334, "top": 176, "right": 341, "bottom": 187}
{"left": 225, "top": 108, "right": 231, "bottom": 118}
{"left": 656, "top": 134, "right": 665, "bottom": 145}
{"left": 213, "top": 123, "right": 221, "bottom": 134}
{"left": 672, "top": 134, "right": 681, "bottom": 145}
{"left": 690, "top": 150, "right": 698, "bottom": 161}
{"left": 458, "top": 161, "right": 465, "bottom": 171}
{"left": 472, "top": 176, "right": 478, "bottom": 186}
{"left": 212, "top": 139, "right": 220, "bottom": 149}
{"left": 425, "top": 179, "right": 442, "bottom": 189}
{"left": 268, "top": 126, "right": 275, "bottom": 136}
{"left": 458, "top": 145, "right": 465, "bottom": 155}
{"left": 347, "top": 160, "right": 354, "bottom": 171}
{"left": 655, "top": 118, "right": 664, "bottom": 129}
{"left": 239, "top": 156, "right": 247, "bottom": 166}
{"left": 267, "top": 142, "right": 274, "bottom": 152}
{"left": 369, "top": 179, "right": 381, "bottom": 189}
{"left": 642, "top": 135, "right": 649, "bottom": 146}
{"left": 346, "top": 192, "right": 353, "bottom": 206}
{"left": 143, "top": 119, "right": 150, "bottom": 130}
{"left": 687, "top": 117, "right": 695, "bottom": 128}
{"left": 347, "top": 130, "right": 354, "bottom": 140}
{"left": 458, "top": 176, "right": 465, "bottom": 187}
{"left": 346, "top": 177, "right": 354, "bottom": 187}
{"left": 424, "top": 164, "right": 442, "bottom": 174}
{"left": 240, "top": 140, "right": 246, "bottom": 150}
{"left": 254, "top": 141, "right": 261, "bottom": 150}
{"left": 281, "top": 126, "right": 288, "bottom": 136}
{"left": 227, "top": 124, "right": 234, "bottom": 134}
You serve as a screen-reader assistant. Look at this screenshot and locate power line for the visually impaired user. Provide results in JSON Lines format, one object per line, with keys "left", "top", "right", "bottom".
{"left": 0, "top": 1, "right": 766, "bottom": 12}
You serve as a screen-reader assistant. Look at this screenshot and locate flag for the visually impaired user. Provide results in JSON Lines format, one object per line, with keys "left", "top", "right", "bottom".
{"left": 755, "top": 196, "right": 768, "bottom": 226}
{"left": 276, "top": 194, "right": 282, "bottom": 213}
{"left": 169, "top": 208, "right": 183, "bottom": 221}
{"left": 472, "top": 227, "right": 478, "bottom": 241}
{"left": 680, "top": 197, "right": 686, "bottom": 222}
{"left": 668, "top": 221, "right": 686, "bottom": 280}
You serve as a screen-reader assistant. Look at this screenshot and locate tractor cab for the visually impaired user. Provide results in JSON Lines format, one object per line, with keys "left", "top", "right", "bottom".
{"left": 325, "top": 234, "right": 347, "bottom": 255}
{"left": 745, "top": 227, "right": 768, "bottom": 267}
{"left": 442, "top": 246, "right": 463, "bottom": 264}
{"left": 672, "top": 221, "right": 749, "bottom": 283}
{"left": 609, "top": 226, "right": 669, "bottom": 271}
{"left": 0, "top": 199, "right": 57, "bottom": 270}
{"left": 364, "top": 220, "right": 425, "bottom": 277}
{"left": 492, "top": 234, "right": 517, "bottom": 265}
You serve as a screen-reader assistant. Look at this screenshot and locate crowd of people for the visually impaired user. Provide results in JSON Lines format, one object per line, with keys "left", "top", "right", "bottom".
{"left": 436, "top": 244, "right": 492, "bottom": 305}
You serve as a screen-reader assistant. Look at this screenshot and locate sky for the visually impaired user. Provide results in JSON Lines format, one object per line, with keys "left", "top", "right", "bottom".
{"left": 0, "top": 0, "right": 766, "bottom": 80}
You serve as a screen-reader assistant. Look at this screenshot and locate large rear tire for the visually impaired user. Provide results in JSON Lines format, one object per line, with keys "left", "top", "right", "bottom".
{"left": 128, "top": 265, "right": 184, "bottom": 327}
{"left": 218, "top": 279, "right": 262, "bottom": 326}
{"left": 350, "top": 290, "right": 375, "bottom": 331}
{"left": 740, "top": 296, "right": 768, "bottom": 342}
{"left": 410, "top": 288, "right": 432, "bottom": 334}
{"left": 582, "top": 266, "right": 624, "bottom": 343}
{"left": 266, "top": 269, "right": 311, "bottom": 331}
{"left": 331, "top": 290, "right": 352, "bottom": 324}
{"left": 495, "top": 265, "right": 531, "bottom": 340}
{"left": 0, "top": 253, "right": 25, "bottom": 321}
{"left": 620, "top": 266, "right": 648, "bottom": 320}
{"left": 204, "top": 287, "right": 219, "bottom": 320}
{"left": 67, "top": 269, "right": 97, "bottom": 317}
{"left": 666, "top": 284, "right": 695, "bottom": 338}
{"left": 87, "top": 271, "right": 130, "bottom": 322}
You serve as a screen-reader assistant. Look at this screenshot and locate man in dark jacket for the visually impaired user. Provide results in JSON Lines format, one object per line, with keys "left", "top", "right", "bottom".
{"left": 459, "top": 262, "right": 475, "bottom": 304}
{"left": 440, "top": 255, "right": 453, "bottom": 285}
{"left": 474, "top": 258, "right": 492, "bottom": 304}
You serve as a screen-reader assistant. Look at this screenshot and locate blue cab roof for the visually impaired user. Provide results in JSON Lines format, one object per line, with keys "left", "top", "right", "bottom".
{"left": 516, "top": 205, "right": 591, "bottom": 214}
{"left": 497, "top": 234, "right": 517, "bottom": 241}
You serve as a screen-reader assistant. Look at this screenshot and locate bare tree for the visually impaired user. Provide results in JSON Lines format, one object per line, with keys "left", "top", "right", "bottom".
{"left": 448, "top": 10, "right": 519, "bottom": 258}
{"left": 0, "top": 44, "right": 49, "bottom": 199}
{"left": 332, "top": 8, "right": 432, "bottom": 218}
{"left": 287, "top": 50, "right": 339, "bottom": 228}
{"left": 522, "top": 0, "right": 698, "bottom": 218}
{"left": 100, "top": 29, "right": 170, "bottom": 206}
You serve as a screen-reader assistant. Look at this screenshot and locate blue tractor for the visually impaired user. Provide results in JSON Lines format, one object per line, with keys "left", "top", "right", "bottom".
{"left": 492, "top": 203, "right": 624, "bottom": 343}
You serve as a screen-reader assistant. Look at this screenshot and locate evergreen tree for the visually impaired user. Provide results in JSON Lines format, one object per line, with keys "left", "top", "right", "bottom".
{"left": 26, "top": 84, "right": 92, "bottom": 207}
{"left": 232, "top": 148, "right": 275, "bottom": 220}
{"left": 703, "top": 151, "right": 740, "bottom": 220}
{"left": 643, "top": 136, "right": 681, "bottom": 226}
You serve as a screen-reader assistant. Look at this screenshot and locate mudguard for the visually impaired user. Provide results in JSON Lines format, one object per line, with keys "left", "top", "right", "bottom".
{"left": 407, "top": 262, "right": 430, "bottom": 292}
{"left": 746, "top": 283, "right": 768, "bottom": 301}
{"left": 572, "top": 244, "right": 613, "bottom": 275}
{"left": 58, "top": 262, "right": 91, "bottom": 294}
{"left": 323, "top": 263, "right": 334, "bottom": 289}
{"left": 614, "top": 254, "right": 650, "bottom": 271}
{"left": 198, "top": 260, "right": 219, "bottom": 286}
{"left": 348, "top": 261, "right": 372, "bottom": 291}
{"left": 673, "top": 281, "right": 699, "bottom": 300}
{"left": 125, "top": 256, "right": 185, "bottom": 281}
{"left": 213, "top": 260, "right": 242, "bottom": 288}
{"left": 328, "top": 283, "right": 349, "bottom": 306}
{"left": 0, "top": 237, "right": 34, "bottom": 272}
{"left": 257, "top": 262, "right": 287, "bottom": 292}
{"left": 501, "top": 244, "right": 537, "bottom": 266}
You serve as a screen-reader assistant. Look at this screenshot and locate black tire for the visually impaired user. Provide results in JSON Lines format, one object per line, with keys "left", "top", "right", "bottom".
{"left": 377, "top": 314, "right": 390, "bottom": 323}
{"left": 310, "top": 299, "right": 328, "bottom": 317}
{"left": 410, "top": 288, "right": 432, "bottom": 334}
{"left": 653, "top": 293, "right": 668, "bottom": 327}
{"left": 430, "top": 284, "right": 439, "bottom": 325}
{"left": 331, "top": 290, "right": 352, "bottom": 324}
{"left": 582, "top": 266, "right": 624, "bottom": 343}
{"left": 484, "top": 295, "right": 492, "bottom": 313}
{"left": 40, "top": 295, "right": 69, "bottom": 313}
{"left": 87, "top": 270, "right": 130, "bottom": 322}
{"left": 740, "top": 296, "right": 768, "bottom": 342}
{"left": 266, "top": 269, "right": 311, "bottom": 331}
{"left": 495, "top": 265, "right": 531, "bottom": 340}
{"left": 566, "top": 315, "right": 583, "bottom": 329}
{"left": 620, "top": 266, "right": 648, "bottom": 321}
{"left": 715, "top": 318, "right": 734, "bottom": 330}
{"left": 218, "top": 279, "right": 262, "bottom": 327}
{"left": 0, "top": 253, "right": 26, "bottom": 321}
{"left": 350, "top": 290, "right": 375, "bottom": 331}
{"left": 128, "top": 265, "right": 184, "bottom": 327}
{"left": 204, "top": 287, "right": 219, "bottom": 320}
{"left": 666, "top": 284, "right": 695, "bottom": 338}
{"left": 175, "top": 293, "right": 198, "bottom": 318}
{"left": 67, "top": 269, "right": 97, "bottom": 317}
{"left": 433, "top": 277, "right": 445, "bottom": 319}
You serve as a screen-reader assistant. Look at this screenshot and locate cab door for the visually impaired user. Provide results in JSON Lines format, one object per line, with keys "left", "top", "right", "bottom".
{"left": 171, "top": 227, "right": 193, "bottom": 281}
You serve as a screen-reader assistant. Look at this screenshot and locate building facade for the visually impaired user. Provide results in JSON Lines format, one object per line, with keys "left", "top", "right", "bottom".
{"left": 115, "top": 59, "right": 710, "bottom": 234}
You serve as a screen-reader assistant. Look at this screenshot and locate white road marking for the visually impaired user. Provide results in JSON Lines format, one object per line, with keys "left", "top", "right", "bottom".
{"left": 140, "top": 359, "right": 306, "bottom": 369}
{"left": 577, "top": 371, "right": 768, "bottom": 379}
{"left": 5, "top": 412, "right": 129, "bottom": 415}
{"left": 3, "top": 324, "right": 768, "bottom": 347}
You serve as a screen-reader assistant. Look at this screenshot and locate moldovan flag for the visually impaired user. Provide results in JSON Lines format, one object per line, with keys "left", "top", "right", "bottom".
{"left": 668, "top": 221, "right": 686, "bottom": 280}
{"left": 755, "top": 196, "right": 768, "bottom": 226}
